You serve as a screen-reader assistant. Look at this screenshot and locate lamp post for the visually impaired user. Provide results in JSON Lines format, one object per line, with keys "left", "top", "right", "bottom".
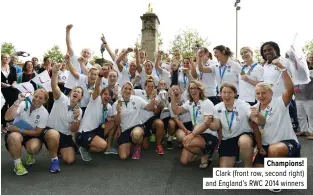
{"left": 234, "top": 0, "right": 241, "bottom": 59}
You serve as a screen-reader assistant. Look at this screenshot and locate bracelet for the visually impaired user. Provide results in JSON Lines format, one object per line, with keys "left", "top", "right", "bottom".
{"left": 19, "top": 128, "right": 23, "bottom": 134}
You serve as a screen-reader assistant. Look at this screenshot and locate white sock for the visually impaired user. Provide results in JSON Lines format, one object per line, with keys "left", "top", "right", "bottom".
{"left": 51, "top": 156, "right": 58, "bottom": 161}
{"left": 14, "top": 158, "right": 21, "bottom": 165}
{"left": 168, "top": 136, "right": 173, "bottom": 141}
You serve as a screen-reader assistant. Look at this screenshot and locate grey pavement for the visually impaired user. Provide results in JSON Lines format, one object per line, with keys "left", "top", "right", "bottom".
{"left": 1, "top": 135, "right": 312, "bottom": 195}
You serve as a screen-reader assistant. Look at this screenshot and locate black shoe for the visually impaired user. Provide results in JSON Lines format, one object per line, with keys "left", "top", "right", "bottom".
{"left": 167, "top": 141, "right": 173, "bottom": 150}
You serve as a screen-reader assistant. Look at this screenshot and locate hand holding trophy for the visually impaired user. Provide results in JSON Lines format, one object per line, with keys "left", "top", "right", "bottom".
{"left": 159, "top": 86, "right": 169, "bottom": 112}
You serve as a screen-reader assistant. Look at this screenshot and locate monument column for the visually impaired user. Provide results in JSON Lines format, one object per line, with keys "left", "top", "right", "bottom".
{"left": 140, "top": 7, "right": 160, "bottom": 62}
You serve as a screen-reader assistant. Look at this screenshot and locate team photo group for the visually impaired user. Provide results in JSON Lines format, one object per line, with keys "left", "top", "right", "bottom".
{"left": 1, "top": 24, "right": 313, "bottom": 193}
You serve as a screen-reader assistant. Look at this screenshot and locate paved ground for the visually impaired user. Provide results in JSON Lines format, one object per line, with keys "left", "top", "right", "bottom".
{"left": 1, "top": 134, "right": 312, "bottom": 195}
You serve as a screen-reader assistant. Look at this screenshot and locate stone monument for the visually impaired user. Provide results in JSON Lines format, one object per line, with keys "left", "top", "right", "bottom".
{"left": 140, "top": 4, "right": 160, "bottom": 62}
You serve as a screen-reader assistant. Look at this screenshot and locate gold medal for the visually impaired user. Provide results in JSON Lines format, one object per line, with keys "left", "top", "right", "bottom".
{"left": 228, "top": 129, "right": 232, "bottom": 134}
{"left": 240, "top": 71, "right": 245, "bottom": 75}
{"left": 101, "top": 123, "right": 106, "bottom": 129}
{"left": 260, "top": 129, "right": 264, "bottom": 135}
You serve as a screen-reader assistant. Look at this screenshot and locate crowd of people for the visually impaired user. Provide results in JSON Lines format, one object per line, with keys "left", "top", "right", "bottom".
{"left": 1, "top": 25, "right": 313, "bottom": 192}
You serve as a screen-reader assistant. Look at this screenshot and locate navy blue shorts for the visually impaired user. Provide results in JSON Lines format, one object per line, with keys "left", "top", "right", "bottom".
{"left": 42, "top": 128, "right": 76, "bottom": 151}
{"left": 254, "top": 139, "right": 301, "bottom": 165}
{"left": 200, "top": 133, "right": 219, "bottom": 156}
{"left": 208, "top": 96, "right": 221, "bottom": 105}
{"left": 76, "top": 126, "right": 107, "bottom": 149}
{"left": 183, "top": 121, "right": 193, "bottom": 131}
{"left": 4, "top": 132, "right": 42, "bottom": 151}
{"left": 143, "top": 116, "right": 158, "bottom": 137}
{"left": 218, "top": 132, "right": 256, "bottom": 157}
{"left": 117, "top": 125, "right": 144, "bottom": 146}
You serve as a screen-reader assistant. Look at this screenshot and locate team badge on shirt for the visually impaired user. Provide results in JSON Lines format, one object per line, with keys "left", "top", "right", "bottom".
{"left": 36, "top": 115, "right": 40, "bottom": 119}
{"left": 35, "top": 120, "right": 38, "bottom": 123}
{"left": 132, "top": 102, "right": 135, "bottom": 105}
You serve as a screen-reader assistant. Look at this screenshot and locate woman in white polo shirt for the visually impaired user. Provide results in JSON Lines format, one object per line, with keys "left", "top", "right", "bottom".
{"left": 254, "top": 59, "right": 300, "bottom": 165}
{"left": 113, "top": 82, "right": 157, "bottom": 160}
{"left": 4, "top": 89, "right": 49, "bottom": 176}
{"left": 133, "top": 79, "right": 166, "bottom": 155}
{"left": 213, "top": 83, "right": 264, "bottom": 168}
{"left": 170, "top": 80, "right": 219, "bottom": 169}
{"left": 239, "top": 47, "right": 264, "bottom": 105}
{"left": 76, "top": 70, "right": 117, "bottom": 162}
{"left": 168, "top": 85, "right": 192, "bottom": 149}
{"left": 253, "top": 59, "right": 300, "bottom": 193}
{"left": 43, "top": 64, "right": 83, "bottom": 173}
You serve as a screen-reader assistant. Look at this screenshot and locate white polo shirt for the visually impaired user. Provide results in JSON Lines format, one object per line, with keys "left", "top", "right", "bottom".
{"left": 209, "top": 59, "right": 241, "bottom": 92}
{"left": 263, "top": 57, "right": 291, "bottom": 99}
{"left": 139, "top": 70, "right": 159, "bottom": 89}
{"left": 79, "top": 96, "right": 113, "bottom": 133}
{"left": 112, "top": 95, "right": 148, "bottom": 132}
{"left": 214, "top": 99, "right": 252, "bottom": 140}
{"left": 169, "top": 99, "right": 191, "bottom": 123}
{"left": 177, "top": 67, "right": 189, "bottom": 91}
{"left": 254, "top": 96, "right": 298, "bottom": 145}
{"left": 197, "top": 60, "right": 218, "bottom": 97}
{"left": 101, "top": 77, "right": 109, "bottom": 89}
{"left": 117, "top": 67, "right": 141, "bottom": 88}
{"left": 64, "top": 54, "right": 92, "bottom": 89}
{"left": 239, "top": 63, "right": 264, "bottom": 102}
{"left": 134, "top": 89, "right": 156, "bottom": 123}
{"left": 58, "top": 70, "right": 69, "bottom": 83}
{"left": 77, "top": 74, "right": 94, "bottom": 108}
{"left": 182, "top": 99, "right": 217, "bottom": 136}
{"left": 47, "top": 93, "right": 83, "bottom": 135}
{"left": 14, "top": 101, "right": 49, "bottom": 129}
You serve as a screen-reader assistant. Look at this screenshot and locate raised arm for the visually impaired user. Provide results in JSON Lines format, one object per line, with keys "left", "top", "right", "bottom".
{"left": 197, "top": 49, "right": 212, "bottom": 73}
{"left": 155, "top": 51, "right": 163, "bottom": 73}
{"left": 190, "top": 59, "right": 198, "bottom": 79}
{"left": 116, "top": 48, "right": 133, "bottom": 72}
{"left": 5, "top": 93, "right": 25, "bottom": 121}
{"left": 92, "top": 68, "right": 103, "bottom": 100}
{"left": 169, "top": 88, "right": 187, "bottom": 115}
{"left": 135, "top": 46, "right": 142, "bottom": 73}
{"left": 66, "top": 54, "right": 80, "bottom": 80}
{"left": 66, "top": 24, "right": 74, "bottom": 57}
{"left": 101, "top": 35, "right": 116, "bottom": 61}
{"left": 51, "top": 62, "right": 62, "bottom": 100}
{"left": 272, "top": 59, "right": 294, "bottom": 106}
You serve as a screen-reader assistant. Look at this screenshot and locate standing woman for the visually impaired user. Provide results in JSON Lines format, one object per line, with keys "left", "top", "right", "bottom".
{"left": 253, "top": 59, "right": 300, "bottom": 193}
{"left": 113, "top": 82, "right": 157, "bottom": 160}
{"left": 170, "top": 80, "right": 218, "bottom": 168}
{"left": 239, "top": 47, "right": 264, "bottom": 105}
{"left": 1, "top": 53, "right": 19, "bottom": 131}
{"left": 17, "top": 61, "right": 40, "bottom": 90}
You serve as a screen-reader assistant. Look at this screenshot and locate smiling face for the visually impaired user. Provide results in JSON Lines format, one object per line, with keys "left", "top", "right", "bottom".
{"left": 221, "top": 86, "right": 236, "bottom": 103}
{"left": 256, "top": 84, "right": 273, "bottom": 105}
{"left": 69, "top": 87, "right": 83, "bottom": 104}
{"left": 158, "top": 80, "right": 167, "bottom": 90}
{"left": 188, "top": 82, "right": 200, "bottom": 99}
{"left": 1, "top": 54, "right": 10, "bottom": 65}
{"left": 129, "top": 60, "right": 137, "bottom": 73}
{"left": 32, "top": 90, "right": 48, "bottom": 108}
{"left": 81, "top": 49, "right": 91, "bottom": 59}
{"left": 171, "top": 85, "right": 181, "bottom": 98}
{"left": 262, "top": 44, "right": 277, "bottom": 62}
{"left": 101, "top": 88, "right": 112, "bottom": 105}
{"left": 144, "top": 61, "right": 153, "bottom": 75}
{"left": 108, "top": 71, "right": 118, "bottom": 84}
{"left": 88, "top": 68, "right": 99, "bottom": 83}
{"left": 122, "top": 83, "right": 133, "bottom": 100}
{"left": 240, "top": 48, "right": 253, "bottom": 63}
{"left": 145, "top": 80, "right": 155, "bottom": 95}
{"left": 213, "top": 49, "right": 223, "bottom": 62}
{"left": 183, "top": 58, "right": 191, "bottom": 68}
{"left": 25, "top": 61, "right": 34, "bottom": 72}
{"left": 171, "top": 61, "right": 179, "bottom": 71}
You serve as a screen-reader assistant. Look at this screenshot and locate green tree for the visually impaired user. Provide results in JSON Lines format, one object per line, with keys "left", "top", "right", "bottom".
{"left": 43, "top": 45, "right": 64, "bottom": 63}
{"left": 1, "top": 42, "right": 16, "bottom": 55}
{"left": 302, "top": 40, "right": 313, "bottom": 55}
{"left": 169, "top": 28, "right": 209, "bottom": 58}
{"left": 254, "top": 42, "right": 264, "bottom": 63}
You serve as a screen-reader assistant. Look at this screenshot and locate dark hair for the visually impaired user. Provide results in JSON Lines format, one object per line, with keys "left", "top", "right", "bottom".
{"left": 43, "top": 57, "right": 51, "bottom": 63}
{"left": 213, "top": 45, "right": 233, "bottom": 57}
{"left": 220, "top": 83, "right": 237, "bottom": 95}
{"left": 22, "top": 61, "right": 34, "bottom": 72}
{"left": 260, "top": 41, "right": 281, "bottom": 61}
{"left": 208, "top": 52, "right": 213, "bottom": 60}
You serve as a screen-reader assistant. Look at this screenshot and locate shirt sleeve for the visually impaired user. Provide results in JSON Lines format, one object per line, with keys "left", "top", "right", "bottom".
{"left": 17, "top": 101, "right": 26, "bottom": 115}
{"left": 107, "top": 104, "right": 114, "bottom": 117}
{"left": 182, "top": 101, "right": 190, "bottom": 112}
{"left": 169, "top": 104, "right": 178, "bottom": 118}
{"left": 214, "top": 104, "right": 221, "bottom": 120}
{"left": 202, "top": 100, "right": 216, "bottom": 116}
{"left": 137, "top": 96, "right": 148, "bottom": 109}
{"left": 242, "top": 101, "right": 252, "bottom": 118}
{"left": 256, "top": 65, "right": 264, "bottom": 81}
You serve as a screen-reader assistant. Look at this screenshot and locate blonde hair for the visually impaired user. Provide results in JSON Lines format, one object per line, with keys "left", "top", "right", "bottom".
{"left": 240, "top": 46, "right": 253, "bottom": 54}
{"left": 256, "top": 82, "right": 273, "bottom": 92}
{"left": 187, "top": 80, "right": 206, "bottom": 102}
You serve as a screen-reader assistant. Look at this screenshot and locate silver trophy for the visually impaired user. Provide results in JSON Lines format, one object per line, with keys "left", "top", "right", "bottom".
{"left": 159, "top": 87, "right": 169, "bottom": 112}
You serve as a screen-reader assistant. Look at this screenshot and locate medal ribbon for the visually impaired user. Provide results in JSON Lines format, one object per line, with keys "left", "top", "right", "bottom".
{"left": 241, "top": 63, "right": 258, "bottom": 74}
{"left": 102, "top": 107, "right": 107, "bottom": 124}
{"left": 192, "top": 104, "right": 199, "bottom": 126}
{"left": 224, "top": 110, "right": 235, "bottom": 133}
{"left": 219, "top": 65, "right": 227, "bottom": 82}
{"left": 258, "top": 104, "right": 269, "bottom": 130}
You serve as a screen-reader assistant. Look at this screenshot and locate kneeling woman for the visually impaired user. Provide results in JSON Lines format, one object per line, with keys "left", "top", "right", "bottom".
{"left": 254, "top": 59, "right": 300, "bottom": 166}
{"left": 171, "top": 80, "right": 219, "bottom": 169}
{"left": 213, "top": 83, "right": 264, "bottom": 168}
{"left": 113, "top": 82, "right": 158, "bottom": 160}
{"left": 168, "top": 85, "right": 193, "bottom": 147}
{"left": 4, "top": 89, "right": 49, "bottom": 176}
